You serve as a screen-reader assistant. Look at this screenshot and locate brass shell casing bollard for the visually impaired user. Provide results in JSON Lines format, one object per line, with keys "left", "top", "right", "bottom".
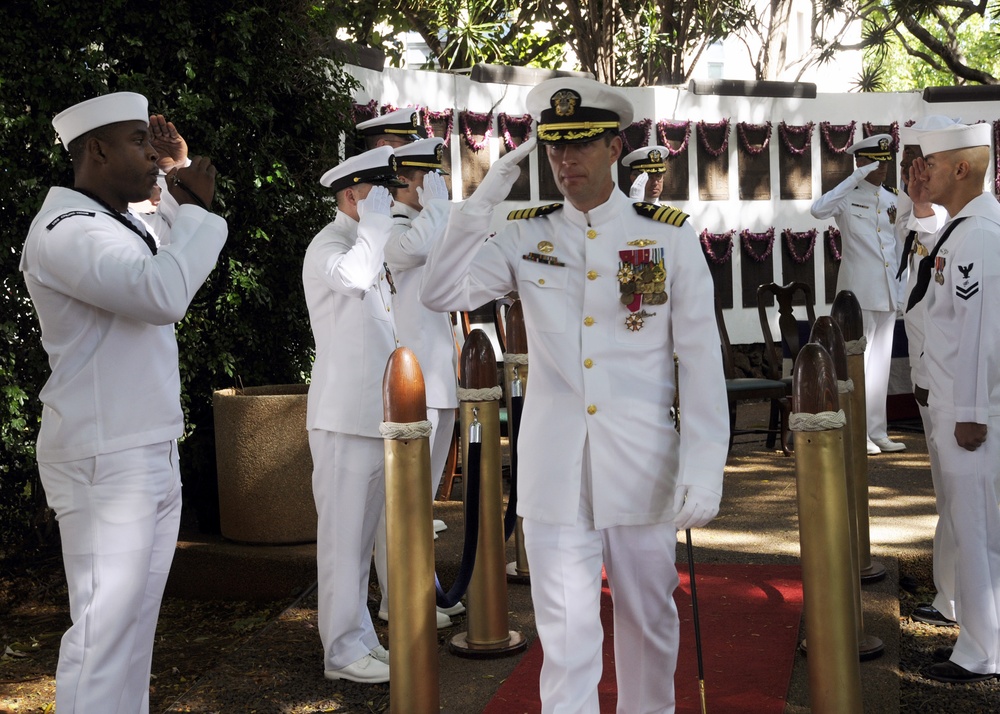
{"left": 450, "top": 330, "right": 526, "bottom": 657}
{"left": 503, "top": 300, "right": 530, "bottom": 583}
{"left": 831, "top": 290, "right": 886, "bottom": 583}
{"left": 809, "top": 318, "right": 884, "bottom": 661}
{"left": 382, "top": 348, "right": 440, "bottom": 713}
{"left": 792, "top": 343, "right": 864, "bottom": 713}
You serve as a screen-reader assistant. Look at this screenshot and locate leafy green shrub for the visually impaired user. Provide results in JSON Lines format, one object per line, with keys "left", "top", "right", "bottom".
{"left": 0, "top": 0, "right": 358, "bottom": 554}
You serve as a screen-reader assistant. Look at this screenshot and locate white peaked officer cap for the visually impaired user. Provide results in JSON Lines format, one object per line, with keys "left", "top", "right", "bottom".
{"left": 527, "top": 77, "right": 633, "bottom": 145}
{"left": 847, "top": 133, "right": 894, "bottom": 162}
{"left": 320, "top": 145, "right": 408, "bottom": 193}
{"left": 918, "top": 122, "right": 993, "bottom": 157}
{"left": 356, "top": 107, "right": 426, "bottom": 140}
{"left": 622, "top": 145, "right": 669, "bottom": 173}
{"left": 52, "top": 92, "right": 149, "bottom": 148}
{"left": 899, "top": 115, "right": 961, "bottom": 145}
{"left": 393, "top": 137, "right": 449, "bottom": 174}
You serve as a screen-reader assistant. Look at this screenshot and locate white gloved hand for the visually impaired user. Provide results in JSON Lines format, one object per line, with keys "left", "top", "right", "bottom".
{"left": 629, "top": 172, "right": 648, "bottom": 200}
{"left": 464, "top": 137, "right": 537, "bottom": 214}
{"left": 357, "top": 185, "right": 392, "bottom": 219}
{"left": 673, "top": 484, "right": 721, "bottom": 530}
{"left": 852, "top": 161, "right": 880, "bottom": 184}
{"left": 417, "top": 171, "right": 449, "bottom": 207}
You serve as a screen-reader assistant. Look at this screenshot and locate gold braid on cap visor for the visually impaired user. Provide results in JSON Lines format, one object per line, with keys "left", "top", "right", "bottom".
{"left": 538, "top": 121, "right": 620, "bottom": 142}
{"left": 399, "top": 160, "right": 442, "bottom": 169}
{"left": 855, "top": 150, "right": 892, "bottom": 162}
{"left": 631, "top": 163, "right": 667, "bottom": 172}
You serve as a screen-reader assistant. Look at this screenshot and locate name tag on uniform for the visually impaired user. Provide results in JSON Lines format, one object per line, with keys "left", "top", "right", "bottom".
{"left": 523, "top": 252, "right": 566, "bottom": 267}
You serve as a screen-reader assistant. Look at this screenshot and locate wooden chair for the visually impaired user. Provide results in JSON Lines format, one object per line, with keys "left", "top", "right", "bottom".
{"left": 715, "top": 295, "right": 791, "bottom": 454}
{"left": 756, "top": 281, "right": 816, "bottom": 450}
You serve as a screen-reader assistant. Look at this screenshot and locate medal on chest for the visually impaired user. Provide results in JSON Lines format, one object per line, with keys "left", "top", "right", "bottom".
{"left": 617, "top": 247, "right": 666, "bottom": 331}
{"left": 934, "top": 256, "right": 946, "bottom": 285}
{"left": 887, "top": 205, "right": 897, "bottom": 225}
{"left": 383, "top": 261, "right": 397, "bottom": 294}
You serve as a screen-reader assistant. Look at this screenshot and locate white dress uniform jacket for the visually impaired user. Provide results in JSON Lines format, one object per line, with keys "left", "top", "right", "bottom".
{"left": 303, "top": 210, "right": 398, "bottom": 436}
{"left": 923, "top": 193, "right": 1000, "bottom": 422}
{"left": 421, "top": 190, "right": 729, "bottom": 529}
{"left": 811, "top": 167, "right": 901, "bottom": 311}
{"left": 384, "top": 200, "right": 458, "bottom": 410}
{"left": 20, "top": 187, "right": 228, "bottom": 462}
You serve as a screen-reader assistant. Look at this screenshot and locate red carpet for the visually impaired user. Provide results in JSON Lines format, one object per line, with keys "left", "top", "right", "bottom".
{"left": 483, "top": 563, "right": 803, "bottom": 713}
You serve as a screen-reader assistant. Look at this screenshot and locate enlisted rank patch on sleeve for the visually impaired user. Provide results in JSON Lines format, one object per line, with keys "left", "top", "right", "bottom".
{"left": 507, "top": 203, "right": 563, "bottom": 220}
{"left": 956, "top": 263, "right": 979, "bottom": 300}
{"left": 632, "top": 202, "right": 688, "bottom": 227}
{"left": 46, "top": 210, "right": 96, "bottom": 230}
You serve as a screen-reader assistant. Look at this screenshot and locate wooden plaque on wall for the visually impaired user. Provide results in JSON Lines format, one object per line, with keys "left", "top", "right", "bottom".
{"left": 698, "top": 122, "right": 730, "bottom": 201}
{"left": 658, "top": 121, "right": 690, "bottom": 201}
{"left": 823, "top": 228, "right": 842, "bottom": 304}
{"left": 700, "top": 232, "right": 735, "bottom": 310}
{"left": 778, "top": 122, "right": 813, "bottom": 200}
{"left": 780, "top": 230, "right": 817, "bottom": 304}
{"left": 459, "top": 111, "right": 491, "bottom": 198}
{"left": 740, "top": 231, "right": 776, "bottom": 308}
{"left": 820, "top": 122, "right": 856, "bottom": 194}
{"left": 499, "top": 113, "right": 533, "bottom": 202}
{"left": 737, "top": 123, "right": 771, "bottom": 200}
{"left": 537, "top": 152, "right": 561, "bottom": 201}
{"left": 427, "top": 110, "right": 454, "bottom": 194}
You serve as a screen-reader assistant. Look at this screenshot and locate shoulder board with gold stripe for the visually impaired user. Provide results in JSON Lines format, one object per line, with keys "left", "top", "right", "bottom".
{"left": 506, "top": 203, "right": 563, "bottom": 220}
{"left": 883, "top": 184, "right": 899, "bottom": 195}
{"left": 632, "top": 202, "right": 689, "bottom": 227}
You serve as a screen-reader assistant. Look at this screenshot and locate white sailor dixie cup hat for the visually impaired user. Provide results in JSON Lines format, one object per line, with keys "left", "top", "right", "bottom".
{"left": 52, "top": 92, "right": 149, "bottom": 148}
{"left": 393, "top": 137, "right": 449, "bottom": 174}
{"left": 320, "top": 145, "right": 408, "bottom": 193}
{"left": 899, "top": 115, "right": 961, "bottom": 145}
{"left": 526, "top": 77, "right": 634, "bottom": 145}
{"left": 918, "top": 122, "right": 993, "bottom": 157}
{"left": 622, "top": 145, "right": 669, "bottom": 173}
{"left": 847, "top": 133, "right": 894, "bottom": 162}
{"left": 356, "top": 107, "right": 427, "bottom": 140}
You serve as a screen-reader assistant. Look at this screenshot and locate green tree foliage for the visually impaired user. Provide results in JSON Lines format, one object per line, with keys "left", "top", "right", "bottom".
{"left": 0, "top": 0, "right": 358, "bottom": 553}
{"left": 862, "top": 0, "right": 999, "bottom": 89}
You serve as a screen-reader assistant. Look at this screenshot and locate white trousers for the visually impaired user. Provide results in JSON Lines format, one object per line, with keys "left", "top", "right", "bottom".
{"left": 523, "top": 516, "right": 680, "bottom": 714}
{"left": 918, "top": 401, "right": 956, "bottom": 619}
{"left": 927, "top": 411, "right": 1000, "bottom": 674}
{"left": 375, "top": 406, "right": 455, "bottom": 611}
{"left": 862, "top": 308, "right": 896, "bottom": 441}
{"left": 38, "top": 441, "right": 181, "bottom": 714}
{"left": 309, "top": 430, "right": 384, "bottom": 670}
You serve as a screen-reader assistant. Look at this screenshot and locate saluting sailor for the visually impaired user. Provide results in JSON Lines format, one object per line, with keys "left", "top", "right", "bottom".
{"left": 303, "top": 146, "right": 406, "bottom": 684}
{"left": 420, "top": 77, "right": 728, "bottom": 713}
{"left": 622, "top": 144, "right": 670, "bottom": 204}
{"left": 20, "top": 91, "right": 227, "bottom": 713}
{"left": 909, "top": 122, "right": 1000, "bottom": 684}
{"left": 811, "top": 133, "right": 904, "bottom": 455}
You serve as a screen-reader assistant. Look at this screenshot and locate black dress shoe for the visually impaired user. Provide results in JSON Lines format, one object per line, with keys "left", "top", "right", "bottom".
{"left": 911, "top": 604, "right": 958, "bottom": 627}
{"left": 922, "top": 661, "right": 996, "bottom": 684}
{"left": 932, "top": 646, "right": 953, "bottom": 663}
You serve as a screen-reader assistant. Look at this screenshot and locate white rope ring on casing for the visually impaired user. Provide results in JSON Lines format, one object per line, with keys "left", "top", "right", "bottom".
{"left": 379, "top": 420, "right": 433, "bottom": 440}
{"left": 457, "top": 386, "right": 503, "bottom": 402}
{"left": 789, "top": 409, "right": 847, "bottom": 432}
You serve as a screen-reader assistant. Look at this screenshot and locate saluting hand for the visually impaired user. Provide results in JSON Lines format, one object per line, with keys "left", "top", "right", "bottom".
{"left": 150, "top": 115, "right": 189, "bottom": 171}
{"left": 167, "top": 155, "right": 217, "bottom": 210}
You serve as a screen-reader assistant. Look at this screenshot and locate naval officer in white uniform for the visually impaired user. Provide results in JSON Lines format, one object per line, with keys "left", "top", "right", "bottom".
{"left": 303, "top": 147, "right": 406, "bottom": 684}
{"left": 20, "top": 91, "right": 227, "bottom": 713}
{"left": 421, "top": 78, "right": 728, "bottom": 714}
{"left": 911, "top": 122, "right": 1000, "bottom": 684}
{"left": 622, "top": 144, "right": 669, "bottom": 204}
{"left": 811, "top": 133, "right": 904, "bottom": 455}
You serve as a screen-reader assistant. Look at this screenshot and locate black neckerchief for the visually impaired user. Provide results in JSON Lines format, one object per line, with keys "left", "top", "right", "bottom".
{"left": 905, "top": 216, "right": 968, "bottom": 312}
{"left": 70, "top": 187, "right": 157, "bottom": 255}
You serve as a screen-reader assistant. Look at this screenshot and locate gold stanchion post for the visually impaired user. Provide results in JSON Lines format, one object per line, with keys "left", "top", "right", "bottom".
{"left": 810, "top": 318, "right": 884, "bottom": 661}
{"left": 382, "top": 347, "right": 440, "bottom": 713}
{"left": 831, "top": 290, "right": 886, "bottom": 583}
{"left": 502, "top": 300, "right": 530, "bottom": 583}
{"left": 792, "top": 343, "right": 864, "bottom": 713}
{"left": 449, "top": 330, "right": 527, "bottom": 657}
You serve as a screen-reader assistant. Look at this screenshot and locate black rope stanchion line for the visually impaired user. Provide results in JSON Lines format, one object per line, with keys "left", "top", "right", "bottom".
{"left": 503, "top": 392, "right": 523, "bottom": 542}
{"left": 435, "top": 412, "right": 482, "bottom": 610}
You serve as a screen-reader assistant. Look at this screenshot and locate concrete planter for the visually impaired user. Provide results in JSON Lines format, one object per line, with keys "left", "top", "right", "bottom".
{"left": 213, "top": 384, "right": 316, "bottom": 544}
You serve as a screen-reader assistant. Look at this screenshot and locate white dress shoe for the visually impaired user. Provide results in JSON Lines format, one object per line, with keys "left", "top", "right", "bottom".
{"left": 378, "top": 608, "right": 454, "bottom": 629}
{"left": 438, "top": 601, "right": 466, "bottom": 617}
{"left": 370, "top": 644, "right": 390, "bottom": 665}
{"left": 871, "top": 436, "right": 905, "bottom": 452}
{"left": 325, "top": 653, "right": 390, "bottom": 683}
{"left": 433, "top": 519, "right": 447, "bottom": 533}
{"left": 866, "top": 439, "right": 881, "bottom": 455}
